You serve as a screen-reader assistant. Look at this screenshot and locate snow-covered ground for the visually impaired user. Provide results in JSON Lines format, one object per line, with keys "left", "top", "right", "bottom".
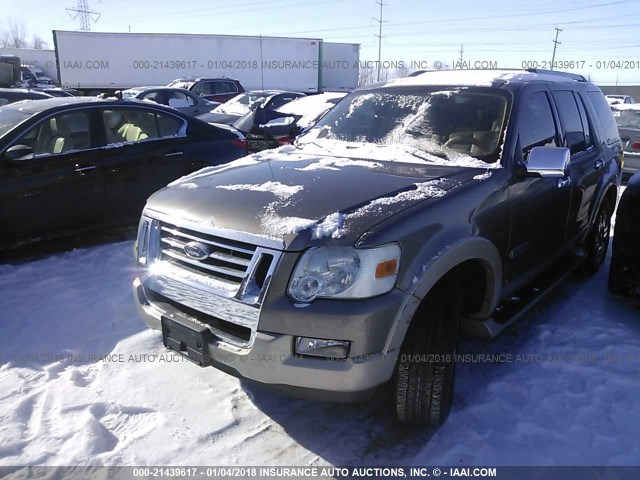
{"left": 0, "top": 223, "right": 639, "bottom": 469}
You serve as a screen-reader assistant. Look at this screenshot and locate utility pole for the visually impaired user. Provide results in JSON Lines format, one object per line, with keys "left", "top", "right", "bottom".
{"left": 66, "top": 0, "right": 101, "bottom": 31}
{"left": 373, "top": 0, "right": 386, "bottom": 82}
{"left": 550, "top": 27, "right": 562, "bottom": 71}
{"left": 459, "top": 44, "right": 464, "bottom": 66}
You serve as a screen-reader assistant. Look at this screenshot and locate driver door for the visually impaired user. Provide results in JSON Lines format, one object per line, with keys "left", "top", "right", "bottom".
{"left": 506, "top": 87, "right": 573, "bottom": 282}
{"left": 0, "top": 109, "right": 106, "bottom": 242}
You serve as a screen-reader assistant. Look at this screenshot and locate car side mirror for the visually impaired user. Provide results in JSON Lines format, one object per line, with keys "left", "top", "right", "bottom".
{"left": 5, "top": 144, "right": 35, "bottom": 161}
{"left": 522, "top": 146, "right": 570, "bottom": 178}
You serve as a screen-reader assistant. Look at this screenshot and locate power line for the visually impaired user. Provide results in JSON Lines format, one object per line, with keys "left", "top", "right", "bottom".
{"left": 66, "top": 0, "right": 100, "bottom": 31}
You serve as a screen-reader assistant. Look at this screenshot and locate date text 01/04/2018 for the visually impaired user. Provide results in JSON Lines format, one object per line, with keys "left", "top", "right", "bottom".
{"left": 522, "top": 60, "right": 640, "bottom": 70}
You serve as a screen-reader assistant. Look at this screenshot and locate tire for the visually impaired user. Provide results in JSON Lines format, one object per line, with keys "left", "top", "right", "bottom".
{"left": 583, "top": 200, "right": 612, "bottom": 275}
{"left": 394, "top": 276, "right": 463, "bottom": 427}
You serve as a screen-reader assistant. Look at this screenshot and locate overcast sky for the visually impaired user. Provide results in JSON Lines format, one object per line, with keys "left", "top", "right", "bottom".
{"left": 2, "top": 0, "right": 640, "bottom": 84}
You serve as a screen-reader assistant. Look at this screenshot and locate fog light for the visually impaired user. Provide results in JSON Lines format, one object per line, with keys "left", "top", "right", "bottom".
{"left": 295, "top": 337, "right": 350, "bottom": 359}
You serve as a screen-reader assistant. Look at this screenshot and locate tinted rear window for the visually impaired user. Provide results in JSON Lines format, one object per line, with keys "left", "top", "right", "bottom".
{"left": 587, "top": 91, "right": 620, "bottom": 145}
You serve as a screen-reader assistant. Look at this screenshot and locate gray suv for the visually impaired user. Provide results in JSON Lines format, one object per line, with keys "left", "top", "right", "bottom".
{"left": 134, "top": 69, "right": 622, "bottom": 426}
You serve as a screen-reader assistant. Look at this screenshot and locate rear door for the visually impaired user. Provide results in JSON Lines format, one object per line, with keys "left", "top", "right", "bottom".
{"left": 551, "top": 90, "right": 604, "bottom": 242}
{"left": 506, "top": 87, "right": 572, "bottom": 281}
{"left": 98, "top": 106, "right": 195, "bottom": 225}
{"left": 0, "top": 108, "right": 105, "bottom": 240}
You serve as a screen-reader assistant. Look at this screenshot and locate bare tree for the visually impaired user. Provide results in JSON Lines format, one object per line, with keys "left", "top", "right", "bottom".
{"left": 358, "top": 62, "right": 391, "bottom": 87}
{"left": 0, "top": 30, "right": 9, "bottom": 48}
{"left": 392, "top": 63, "right": 410, "bottom": 79}
{"left": 6, "top": 19, "right": 28, "bottom": 49}
{"left": 31, "top": 34, "right": 48, "bottom": 49}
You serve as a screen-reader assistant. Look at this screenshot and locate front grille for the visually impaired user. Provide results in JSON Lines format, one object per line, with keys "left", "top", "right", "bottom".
{"left": 159, "top": 222, "right": 257, "bottom": 287}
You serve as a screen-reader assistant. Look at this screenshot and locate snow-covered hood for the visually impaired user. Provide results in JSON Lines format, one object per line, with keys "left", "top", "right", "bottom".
{"left": 146, "top": 145, "right": 492, "bottom": 249}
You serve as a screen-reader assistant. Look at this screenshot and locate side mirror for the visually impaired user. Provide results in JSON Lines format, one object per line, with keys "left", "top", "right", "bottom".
{"left": 5, "top": 144, "right": 35, "bottom": 161}
{"left": 522, "top": 146, "right": 570, "bottom": 178}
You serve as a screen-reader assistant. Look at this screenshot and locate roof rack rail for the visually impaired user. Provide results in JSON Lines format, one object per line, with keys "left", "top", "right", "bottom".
{"left": 525, "top": 68, "right": 587, "bottom": 82}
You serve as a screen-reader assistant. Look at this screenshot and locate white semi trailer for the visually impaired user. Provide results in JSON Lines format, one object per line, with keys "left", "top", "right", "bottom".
{"left": 53, "top": 31, "right": 360, "bottom": 95}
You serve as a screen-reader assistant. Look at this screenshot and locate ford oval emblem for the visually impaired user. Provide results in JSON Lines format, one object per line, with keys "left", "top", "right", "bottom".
{"left": 183, "top": 241, "right": 210, "bottom": 261}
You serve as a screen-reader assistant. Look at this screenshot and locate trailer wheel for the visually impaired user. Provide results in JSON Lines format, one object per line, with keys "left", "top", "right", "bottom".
{"left": 394, "top": 276, "right": 462, "bottom": 427}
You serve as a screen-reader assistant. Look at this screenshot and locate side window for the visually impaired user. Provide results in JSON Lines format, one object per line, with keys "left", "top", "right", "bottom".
{"left": 167, "top": 91, "right": 194, "bottom": 108}
{"left": 156, "top": 111, "right": 183, "bottom": 137}
{"left": 102, "top": 107, "right": 161, "bottom": 144}
{"left": 19, "top": 111, "right": 90, "bottom": 156}
{"left": 192, "top": 82, "right": 211, "bottom": 96}
{"left": 518, "top": 91, "right": 558, "bottom": 160}
{"left": 573, "top": 93, "right": 593, "bottom": 149}
{"left": 141, "top": 91, "right": 164, "bottom": 105}
{"left": 552, "top": 90, "right": 587, "bottom": 155}
{"left": 586, "top": 91, "right": 620, "bottom": 145}
{"left": 213, "top": 81, "right": 237, "bottom": 94}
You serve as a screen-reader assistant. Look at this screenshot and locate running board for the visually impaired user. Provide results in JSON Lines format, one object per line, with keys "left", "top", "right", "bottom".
{"left": 462, "top": 254, "right": 585, "bottom": 339}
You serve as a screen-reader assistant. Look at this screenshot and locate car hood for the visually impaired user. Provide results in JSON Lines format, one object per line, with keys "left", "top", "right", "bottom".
{"left": 146, "top": 146, "right": 491, "bottom": 250}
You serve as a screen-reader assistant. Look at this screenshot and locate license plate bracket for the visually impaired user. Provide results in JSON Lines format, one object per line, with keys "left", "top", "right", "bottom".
{"left": 161, "top": 315, "right": 213, "bottom": 367}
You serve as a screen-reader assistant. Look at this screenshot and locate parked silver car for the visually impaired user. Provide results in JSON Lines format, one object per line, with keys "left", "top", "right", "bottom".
{"left": 612, "top": 104, "right": 640, "bottom": 177}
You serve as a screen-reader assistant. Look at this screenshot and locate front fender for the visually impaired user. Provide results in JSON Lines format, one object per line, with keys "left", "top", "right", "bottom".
{"left": 382, "top": 236, "right": 502, "bottom": 354}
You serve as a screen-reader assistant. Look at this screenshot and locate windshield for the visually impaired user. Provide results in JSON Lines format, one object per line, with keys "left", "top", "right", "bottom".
{"left": 0, "top": 107, "right": 33, "bottom": 137}
{"left": 300, "top": 87, "right": 510, "bottom": 163}
{"left": 613, "top": 109, "right": 640, "bottom": 128}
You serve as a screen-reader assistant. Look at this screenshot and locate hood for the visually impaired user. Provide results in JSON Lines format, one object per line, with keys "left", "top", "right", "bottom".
{"left": 146, "top": 146, "right": 491, "bottom": 250}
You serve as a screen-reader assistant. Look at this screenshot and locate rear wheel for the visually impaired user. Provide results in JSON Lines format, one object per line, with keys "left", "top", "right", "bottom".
{"left": 583, "top": 200, "right": 611, "bottom": 275}
{"left": 394, "top": 276, "right": 463, "bottom": 427}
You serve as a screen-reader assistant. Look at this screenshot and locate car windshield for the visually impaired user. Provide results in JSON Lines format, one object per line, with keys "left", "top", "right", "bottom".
{"left": 613, "top": 109, "right": 640, "bottom": 128}
{"left": 300, "top": 87, "right": 510, "bottom": 164}
{"left": 0, "top": 107, "right": 33, "bottom": 137}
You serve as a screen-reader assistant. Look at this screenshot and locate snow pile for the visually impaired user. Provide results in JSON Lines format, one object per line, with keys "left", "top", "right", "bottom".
{"left": 295, "top": 157, "right": 382, "bottom": 171}
{"left": 275, "top": 92, "right": 347, "bottom": 129}
{"left": 217, "top": 181, "right": 304, "bottom": 200}
{"left": 473, "top": 171, "right": 492, "bottom": 181}
{"left": 311, "top": 213, "right": 345, "bottom": 239}
{"left": 260, "top": 213, "right": 317, "bottom": 238}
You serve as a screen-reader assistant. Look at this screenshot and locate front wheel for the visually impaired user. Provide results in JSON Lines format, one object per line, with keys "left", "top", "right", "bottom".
{"left": 583, "top": 200, "right": 612, "bottom": 275}
{"left": 394, "top": 277, "right": 463, "bottom": 427}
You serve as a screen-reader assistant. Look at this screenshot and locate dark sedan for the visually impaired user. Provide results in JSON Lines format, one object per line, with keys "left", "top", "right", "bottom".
{"left": 0, "top": 97, "right": 248, "bottom": 248}
{"left": 122, "top": 86, "right": 219, "bottom": 116}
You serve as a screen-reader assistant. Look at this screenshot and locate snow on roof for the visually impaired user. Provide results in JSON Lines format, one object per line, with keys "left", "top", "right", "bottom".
{"left": 383, "top": 69, "right": 578, "bottom": 88}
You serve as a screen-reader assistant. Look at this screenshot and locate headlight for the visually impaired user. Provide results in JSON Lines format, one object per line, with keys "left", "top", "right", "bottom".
{"left": 136, "top": 216, "right": 160, "bottom": 265}
{"left": 288, "top": 244, "right": 401, "bottom": 303}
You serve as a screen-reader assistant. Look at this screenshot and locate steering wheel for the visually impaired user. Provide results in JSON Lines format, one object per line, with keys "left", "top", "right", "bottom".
{"left": 443, "top": 135, "right": 491, "bottom": 155}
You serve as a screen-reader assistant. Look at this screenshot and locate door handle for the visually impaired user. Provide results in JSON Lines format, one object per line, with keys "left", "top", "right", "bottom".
{"left": 75, "top": 165, "right": 96, "bottom": 173}
{"left": 557, "top": 177, "right": 571, "bottom": 188}
{"left": 165, "top": 151, "right": 183, "bottom": 157}
{"left": 594, "top": 159, "right": 605, "bottom": 170}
